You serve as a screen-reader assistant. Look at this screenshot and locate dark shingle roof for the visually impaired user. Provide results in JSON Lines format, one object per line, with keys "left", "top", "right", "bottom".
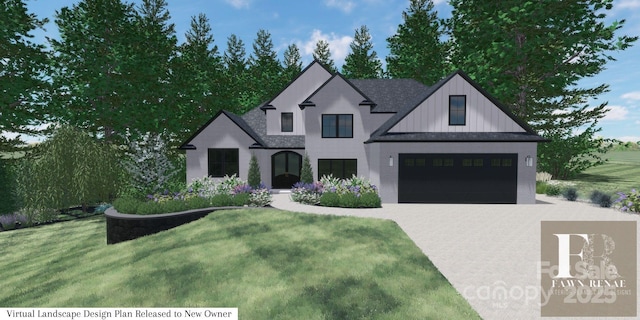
{"left": 349, "top": 78, "right": 428, "bottom": 113}
{"left": 241, "top": 106, "right": 305, "bottom": 149}
{"left": 367, "top": 132, "right": 548, "bottom": 143}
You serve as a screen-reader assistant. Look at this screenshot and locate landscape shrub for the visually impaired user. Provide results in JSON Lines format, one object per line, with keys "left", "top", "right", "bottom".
{"left": 214, "top": 174, "right": 245, "bottom": 195}
{"left": 162, "top": 199, "right": 189, "bottom": 213}
{"left": 589, "top": 190, "right": 613, "bottom": 207}
{"left": 300, "top": 153, "right": 314, "bottom": 183}
{"left": 232, "top": 193, "right": 250, "bottom": 207}
{"left": 122, "top": 130, "right": 178, "bottom": 197}
{"left": 536, "top": 172, "right": 552, "bottom": 182}
{"left": 249, "top": 186, "right": 272, "bottom": 207}
{"left": 210, "top": 194, "right": 233, "bottom": 207}
{"left": 319, "top": 192, "right": 340, "bottom": 207}
{"left": 545, "top": 184, "right": 562, "bottom": 196}
{"left": 614, "top": 189, "right": 640, "bottom": 213}
{"left": 563, "top": 188, "right": 578, "bottom": 201}
{"left": 15, "top": 126, "right": 121, "bottom": 212}
{"left": 136, "top": 201, "right": 162, "bottom": 215}
{"left": 188, "top": 176, "right": 217, "bottom": 198}
{"left": 536, "top": 181, "right": 548, "bottom": 194}
{"left": 290, "top": 182, "right": 323, "bottom": 205}
{"left": 598, "top": 194, "right": 613, "bottom": 208}
{"left": 247, "top": 154, "right": 261, "bottom": 188}
{"left": 359, "top": 192, "right": 382, "bottom": 208}
{"left": 339, "top": 193, "right": 360, "bottom": 208}
{"left": 0, "top": 160, "right": 18, "bottom": 215}
{"left": 113, "top": 197, "right": 143, "bottom": 214}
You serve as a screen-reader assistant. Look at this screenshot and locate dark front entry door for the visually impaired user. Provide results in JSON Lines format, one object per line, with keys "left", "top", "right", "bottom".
{"left": 272, "top": 151, "right": 302, "bottom": 189}
{"left": 398, "top": 153, "right": 518, "bottom": 204}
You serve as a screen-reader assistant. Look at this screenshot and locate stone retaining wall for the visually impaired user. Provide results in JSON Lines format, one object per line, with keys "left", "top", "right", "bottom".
{"left": 105, "top": 207, "right": 237, "bottom": 244}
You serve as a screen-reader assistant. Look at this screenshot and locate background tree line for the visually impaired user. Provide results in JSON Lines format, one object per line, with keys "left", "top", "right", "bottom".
{"left": 2, "top": 0, "right": 636, "bottom": 178}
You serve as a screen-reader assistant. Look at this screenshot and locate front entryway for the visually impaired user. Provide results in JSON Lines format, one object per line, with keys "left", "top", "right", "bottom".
{"left": 271, "top": 151, "right": 302, "bottom": 189}
{"left": 398, "top": 153, "right": 518, "bottom": 203}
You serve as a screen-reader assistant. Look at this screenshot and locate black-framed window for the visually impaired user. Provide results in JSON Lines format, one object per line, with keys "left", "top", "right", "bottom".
{"left": 449, "top": 95, "right": 466, "bottom": 125}
{"left": 208, "top": 148, "right": 239, "bottom": 177}
{"left": 322, "top": 114, "right": 353, "bottom": 138}
{"left": 318, "top": 159, "right": 357, "bottom": 180}
{"left": 281, "top": 112, "right": 293, "bottom": 132}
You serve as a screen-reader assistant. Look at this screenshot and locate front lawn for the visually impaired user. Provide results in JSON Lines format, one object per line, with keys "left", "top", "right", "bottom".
{"left": 567, "top": 151, "right": 640, "bottom": 196}
{"left": 0, "top": 208, "right": 479, "bottom": 319}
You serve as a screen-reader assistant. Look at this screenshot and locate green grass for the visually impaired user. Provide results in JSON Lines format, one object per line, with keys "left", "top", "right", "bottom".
{"left": 0, "top": 209, "right": 479, "bottom": 319}
{"left": 567, "top": 151, "right": 640, "bottom": 197}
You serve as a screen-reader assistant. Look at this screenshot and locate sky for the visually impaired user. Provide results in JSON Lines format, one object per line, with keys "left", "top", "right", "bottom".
{"left": 11, "top": 0, "right": 640, "bottom": 142}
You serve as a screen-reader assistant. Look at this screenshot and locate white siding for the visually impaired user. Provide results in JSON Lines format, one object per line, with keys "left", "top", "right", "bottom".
{"left": 389, "top": 74, "right": 526, "bottom": 133}
{"left": 266, "top": 63, "right": 332, "bottom": 135}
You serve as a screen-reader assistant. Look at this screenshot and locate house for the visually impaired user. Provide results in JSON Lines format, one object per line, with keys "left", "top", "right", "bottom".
{"left": 180, "top": 60, "right": 546, "bottom": 204}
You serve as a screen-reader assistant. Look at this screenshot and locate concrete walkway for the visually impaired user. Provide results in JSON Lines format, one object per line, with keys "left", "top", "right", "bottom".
{"left": 270, "top": 193, "right": 640, "bottom": 320}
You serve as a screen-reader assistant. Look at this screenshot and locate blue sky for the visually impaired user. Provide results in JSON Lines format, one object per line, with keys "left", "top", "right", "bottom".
{"left": 15, "top": 0, "right": 640, "bottom": 142}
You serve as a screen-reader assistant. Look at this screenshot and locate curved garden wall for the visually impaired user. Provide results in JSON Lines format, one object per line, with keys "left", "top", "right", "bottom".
{"left": 105, "top": 207, "right": 237, "bottom": 244}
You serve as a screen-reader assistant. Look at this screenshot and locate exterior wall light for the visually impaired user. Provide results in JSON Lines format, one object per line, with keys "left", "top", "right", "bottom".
{"left": 389, "top": 155, "right": 394, "bottom": 167}
{"left": 525, "top": 155, "right": 533, "bottom": 167}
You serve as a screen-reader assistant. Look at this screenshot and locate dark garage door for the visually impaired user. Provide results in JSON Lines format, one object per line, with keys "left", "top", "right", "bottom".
{"left": 398, "top": 153, "right": 517, "bottom": 204}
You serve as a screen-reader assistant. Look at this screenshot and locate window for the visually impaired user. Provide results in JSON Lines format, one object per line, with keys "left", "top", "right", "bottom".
{"left": 208, "top": 148, "right": 239, "bottom": 177}
{"left": 318, "top": 159, "right": 357, "bottom": 180}
{"left": 322, "top": 114, "right": 353, "bottom": 138}
{"left": 449, "top": 95, "right": 466, "bottom": 125}
{"left": 281, "top": 112, "right": 293, "bottom": 132}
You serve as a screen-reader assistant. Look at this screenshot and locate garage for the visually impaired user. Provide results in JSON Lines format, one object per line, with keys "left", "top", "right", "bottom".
{"left": 398, "top": 153, "right": 518, "bottom": 204}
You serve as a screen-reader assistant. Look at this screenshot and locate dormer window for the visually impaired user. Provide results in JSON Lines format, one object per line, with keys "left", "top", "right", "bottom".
{"left": 449, "top": 95, "right": 466, "bottom": 126}
{"left": 281, "top": 112, "right": 293, "bottom": 132}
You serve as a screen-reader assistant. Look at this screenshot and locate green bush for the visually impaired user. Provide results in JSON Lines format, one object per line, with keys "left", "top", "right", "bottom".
{"left": 545, "top": 184, "right": 562, "bottom": 196}
{"left": 359, "top": 192, "right": 382, "bottom": 208}
{"left": 186, "top": 196, "right": 212, "bottom": 209}
{"left": 563, "top": 188, "right": 578, "bottom": 201}
{"left": 113, "top": 197, "right": 143, "bottom": 214}
{"left": 590, "top": 190, "right": 612, "bottom": 208}
{"left": 136, "top": 201, "right": 162, "bottom": 215}
{"left": 300, "top": 153, "right": 314, "bottom": 184}
{"left": 162, "top": 199, "right": 188, "bottom": 213}
{"left": 319, "top": 192, "right": 340, "bottom": 207}
{"left": 232, "top": 193, "right": 250, "bottom": 206}
{"left": 0, "top": 160, "right": 18, "bottom": 214}
{"left": 340, "top": 193, "right": 360, "bottom": 208}
{"left": 536, "top": 181, "right": 548, "bottom": 194}
{"left": 247, "top": 154, "right": 261, "bottom": 188}
{"left": 210, "top": 194, "right": 234, "bottom": 207}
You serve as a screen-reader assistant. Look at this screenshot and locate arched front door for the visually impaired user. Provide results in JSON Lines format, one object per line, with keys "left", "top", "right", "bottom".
{"left": 271, "top": 151, "right": 302, "bottom": 189}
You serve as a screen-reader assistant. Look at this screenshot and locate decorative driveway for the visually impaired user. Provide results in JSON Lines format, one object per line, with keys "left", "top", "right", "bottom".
{"left": 271, "top": 193, "right": 640, "bottom": 320}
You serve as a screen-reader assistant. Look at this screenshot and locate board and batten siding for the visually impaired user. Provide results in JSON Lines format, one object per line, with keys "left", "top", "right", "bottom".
{"left": 389, "top": 74, "right": 525, "bottom": 133}
{"left": 265, "top": 62, "right": 332, "bottom": 135}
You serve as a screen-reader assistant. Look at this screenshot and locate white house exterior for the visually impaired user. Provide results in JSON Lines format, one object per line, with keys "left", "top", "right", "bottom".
{"left": 180, "top": 61, "right": 546, "bottom": 204}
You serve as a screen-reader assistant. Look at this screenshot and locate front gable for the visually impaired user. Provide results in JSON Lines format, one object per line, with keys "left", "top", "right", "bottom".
{"left": 264, "top": 60, "right": 333, "bottom": 135}
{"left": 388, "top": 71, "right": 528, "bottom": 133}
{"left": 180, "top": 111, "right": 263, "bottom": 150}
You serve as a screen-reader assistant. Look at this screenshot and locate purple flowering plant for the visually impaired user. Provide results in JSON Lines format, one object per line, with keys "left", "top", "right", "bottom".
{"left": 614, "top": 188, "right": 640, "bottom": 213}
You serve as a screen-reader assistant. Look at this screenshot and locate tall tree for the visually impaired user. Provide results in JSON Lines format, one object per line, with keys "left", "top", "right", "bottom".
{"left": 449, "top": 0, "right": 637, "bottom": 178}
{"left": 0, "top": 0, "right": 50, "bottom": 152}
{"left": 173, "top": 13, "right": 226, "bottom": 137}
{"left": 50, "top": 0, "right": 139, "bottom": 141}
{"left": 223, "top": 34, "right": 248, "bottom": 113}
{"left": 312, "top": 39, "right": 336, "bottom": 72}
{"left": 282, "top": 43, "right": 303, "bottom": 81}
{"left": 342, "top": 25, "right": 383, "bottom": 79}
{"left": 386, "top": 0, "right": 449, "bottom": 84}
{"left": 247, "top": 29, "right": 283, "bottom": 111}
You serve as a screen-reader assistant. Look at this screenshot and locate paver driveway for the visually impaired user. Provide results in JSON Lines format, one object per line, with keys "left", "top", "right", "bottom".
{"left": 271, "top": 193, "right": 640, "bottom": 320}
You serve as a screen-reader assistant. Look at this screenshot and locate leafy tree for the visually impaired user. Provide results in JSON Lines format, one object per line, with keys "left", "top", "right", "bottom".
{"left": 300, "top": 153, "right": 313, "bottom": 183}
{"left": 122, "top": 130, "right": 177, "bottom": 197}
{"left": 0, "top": 0, "right": 50, "bottom": 152}
{"left": 0, "top": 159, "right": 18, "bottom": 215}
{"left": 312, "top": 39, "right": 337, "bottom": 72}
{"left": 282, "top": 43, "right": 303, "bottom": 81}
{"left": 223, "top": 34, "right": 248, "bottom": 113}
{"left": 247, "top": 29, "right": 283, "bottom": 111}
{"left": 16, "top": 126, "right": 121, "bottom": 212}
{"left": 386, "top": 0, "right": 449, "bottom": 84}
{"left": 342, "top": 25, "right": 383, "bottom": 78}
{"left": 247, "top": 153, "right": 261, "bottom": 188}
{"left": 449, "top": 0, "right": 637, "bottom": 178}
{"left": 50, "top": 0, "right": 140, "bottom": 141}
{"left": 174, "top": 13, "right": 226, "bottom": 138}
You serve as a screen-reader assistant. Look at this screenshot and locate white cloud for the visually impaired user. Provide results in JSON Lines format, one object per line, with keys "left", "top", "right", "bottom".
{"left": 617, "top": 136, "right": 640, "bottom": 142}
{"left": 621, "top": 91, "right": 640, "bottom": 101}
{"left": 618, "top": 0, "right": 640, "bottom": 9}
{"left": 298, "top": 29, "right": 353, "bottom": 65}
{"left": 224, "top": 0, "right": 250, "bottom": 9}
{"left": 603, "top": 105, "right": 629, "bottom": 120}
{"left": 324, "top": 0, "right": 356, "bottom": 13}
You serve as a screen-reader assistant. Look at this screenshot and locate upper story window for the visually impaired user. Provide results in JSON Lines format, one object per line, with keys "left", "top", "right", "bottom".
{"left": 322, "top": 114, "right": 353, "bottom": 138}
{"left": 449, "top": 95, "right": 466, "bottom": 126}
{"left": 281, "top": 112, "right": 293, "bottom": 132}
